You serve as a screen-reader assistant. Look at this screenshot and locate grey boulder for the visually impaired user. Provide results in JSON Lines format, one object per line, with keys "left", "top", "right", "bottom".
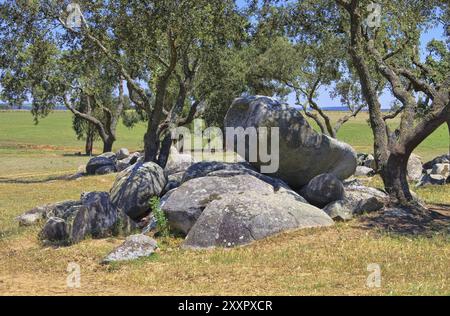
{"left": 116, "top": 152, "right": 141, "bottom": 172}
{"left": 418, "top": 174, "right": 447, "bottom": 187}
{"left": 39, "top": 192, "right": 131, "bottom": 246}
{"left": 40, "top": 217, "right": 70, "bottom": 244}
{"left": 431, "top": 163, "right": 450, "bottom": 178}
{"left": 182, "top": 161, "right": 289, "bottom": 190}
{"left": 423, "top": 154, "right": 450, "bottom": 170}
{"left": 363, "top": 154, "right": 376, "bottom": 169}
{"left": 343, "top": 182, "right": 388, "bottom": 215}
{"left": 102, "top": 234, "right": 158, "bottom": 264}
{"left": 95, "top": 165, "right": 117, "bottom": 175}
{"left": 110, "top": 162, "right": 167, "bottom": 221}
{"left": 224, "top": 96, "right": 357, "bottom": 189}
{"left": 80, "top": 192, "right": 119, "bottom": 238}
{"left": 357, "top": 153, "right": 376, "bottom": 169}
{"left": 323, "top": 200, "right": 353, "bottom": 221}
{"left": 162, "top": 172, "right": 185, "bottom": 195}
{"left": 184, "top": 191, "right": 334, "bottom": 249}
{"left": 116, "top": 148, "right": 130, "bottom": 160}
{"left": 16, "top": 200, "right": 81, "bottom": 226}
{"left": 40, "top": 205, "right": 90, "bottom": 245}
{"left": 355, "top": 166, "right": 376, "bottom": 177}
{"left": 161, "top": 174, "right": 275, "bottom": 235}
{"left": 86, "top": 155, "right": 117, "bottom": 175}
{"left": 300, "top": 173, "right": 345, "bottom": 208}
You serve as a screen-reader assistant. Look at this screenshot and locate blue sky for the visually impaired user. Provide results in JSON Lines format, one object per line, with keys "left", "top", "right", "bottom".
{"left": 288, "top": 24, "right": 447, "bottom": 109}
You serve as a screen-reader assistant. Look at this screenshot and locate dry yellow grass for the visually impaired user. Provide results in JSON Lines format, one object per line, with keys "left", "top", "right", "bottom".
{"left": 1, "top": 223, "right": 449, "bottom": 296}
{"left": 0, "top": 153, "right": 449, "bottom": 295}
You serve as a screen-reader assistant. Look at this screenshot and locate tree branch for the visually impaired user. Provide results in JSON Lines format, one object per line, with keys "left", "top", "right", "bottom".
{"left": 57, "top": 16, "right": 151, "bottom": 108}
{"left": 395, "top": 67, "right": 437, "bottom": 99}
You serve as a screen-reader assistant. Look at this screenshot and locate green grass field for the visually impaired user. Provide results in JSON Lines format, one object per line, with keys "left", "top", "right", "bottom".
{"left": 0, "top": 110, "right": 449, "bottom": 296}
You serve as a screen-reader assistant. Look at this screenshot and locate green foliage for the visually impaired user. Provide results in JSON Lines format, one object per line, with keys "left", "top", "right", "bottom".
{"left": 150, "top": 196, "right": 170, "bottom": 238}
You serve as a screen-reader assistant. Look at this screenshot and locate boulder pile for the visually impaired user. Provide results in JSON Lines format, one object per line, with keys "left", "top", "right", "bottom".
{"left": 418, "top": 154, "right": 450, "bottom": 186}
{"left": 161, "top": 161, "right": 334, "bottom": 248}
{"left": 18, "top": 95, "right": 394, "bottom": 255}
{"left": 85, "top": 148, "right": 142, "bottom": 176}
{"left": 355, "top": 152, "right": 450, "bottom": 187}
{"left": 34, "top": 192, "right": 136, "bottom": 246}
{"left": 355, "top": 153, "right": 423, "bottom": 181}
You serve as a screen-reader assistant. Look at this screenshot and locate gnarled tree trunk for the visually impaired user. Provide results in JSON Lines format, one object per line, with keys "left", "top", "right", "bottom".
{"left": 381, "top": 152, "right": 413, "bottom": 204}
{"left": 336, "top": 0, "right": 450, "bottom": 210}
{"left": 85, "top": 125, "right": 94, "bottom": 156}
{"left": 102, "top": 136, "right": 114, "bottom": 153}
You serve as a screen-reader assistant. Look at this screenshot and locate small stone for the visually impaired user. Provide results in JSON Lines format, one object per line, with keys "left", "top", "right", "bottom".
{"left": 102, "top": 235, "right": 158, "bottom": 263}
{"left": 323, "top": 200, "right": 353, "bottom": 221}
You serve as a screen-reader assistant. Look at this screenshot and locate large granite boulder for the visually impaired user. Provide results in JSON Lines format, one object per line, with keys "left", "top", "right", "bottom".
{"left": 80, "top": 192, "right": 119, "bottom": 238}
{"left": 110, "top": 162, "right": 166, "bottom": 221}
{"left": 161, "top": 174, "right": 275, "bottom": 235}
{"left": 224, "top": 96, "right": 357, "bottom": 189}
{"left": 300, "top": 173, "right": 345, "bottom": 208}
{"left": 182, "top": 161, "right": 289, "bottom": 190}
{"left": 102, "top": 235, "right": 158, "bottom": 264}
{"left": 40, "top": 217, "right": 72, "bottom": 244}
{"left": 39, "top": 192, "right": 131, "bottom": 246}
{"left": 86, "top": 154, "right": 117, "bottom": 175}
{"left": 40, "top": 205, "right": 90, "bottom": 246}
{"left": 183, "top": 191, "right": 334, "bottom": 249}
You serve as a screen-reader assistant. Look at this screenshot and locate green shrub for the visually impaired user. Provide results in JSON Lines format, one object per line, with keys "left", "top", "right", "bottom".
{"left": 150, "top": 196, "right": 170, "bottom": 237}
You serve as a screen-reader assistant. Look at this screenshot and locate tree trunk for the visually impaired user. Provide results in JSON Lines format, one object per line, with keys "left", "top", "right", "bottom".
{"left": 381, "top": 153, "right": 414, "bottom": 205}
{"left": 85, "top": 129, "right": 94, "bottom": 156}
{"left": 157, "top": 133, "right": 173, "bottom": 168}
{"left": 102, "top": 137, "right": 114, "bottom": 153}
{"left": 144, "top": 123, "right": 160, "bottom": 164}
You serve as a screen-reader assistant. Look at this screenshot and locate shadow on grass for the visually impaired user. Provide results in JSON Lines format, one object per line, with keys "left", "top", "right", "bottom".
{"left": 359, "top": 204, "right": 450, "bottom": 237}
{"left": 0, "top": 173, "right": 83, "bottom": 184}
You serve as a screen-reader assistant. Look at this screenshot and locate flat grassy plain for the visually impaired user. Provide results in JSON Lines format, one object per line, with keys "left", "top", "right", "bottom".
{"left": 0, "top": 110, "right": 449, "bottom": 296}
